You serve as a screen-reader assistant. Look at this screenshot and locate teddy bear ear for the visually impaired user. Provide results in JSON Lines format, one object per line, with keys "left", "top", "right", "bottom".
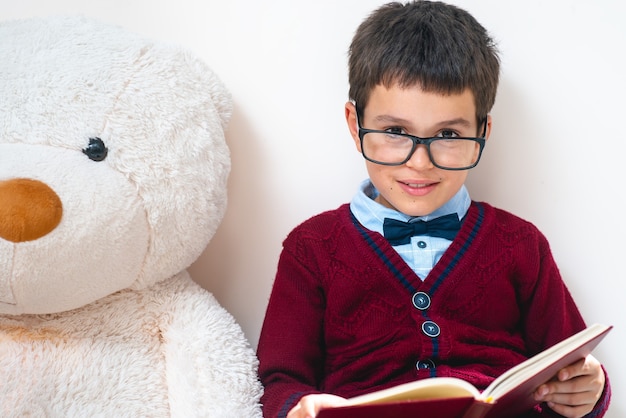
{"left": 187, "top": 53, "right": 233, "bottom": 131}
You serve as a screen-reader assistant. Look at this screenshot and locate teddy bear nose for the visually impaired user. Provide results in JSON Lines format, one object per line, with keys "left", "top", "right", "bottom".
{"left": 0, "top": 178, "right": 63, "bottom": 243}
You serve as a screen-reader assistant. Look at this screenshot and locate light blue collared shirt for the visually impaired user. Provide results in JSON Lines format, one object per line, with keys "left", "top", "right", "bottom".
{"left": 349, "top": 179, "right": 471, "bottom": 280}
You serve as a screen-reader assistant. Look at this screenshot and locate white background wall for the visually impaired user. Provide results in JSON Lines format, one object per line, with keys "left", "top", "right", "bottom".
{"left": 4, "top": 0, "right": 624, "bottom": 415}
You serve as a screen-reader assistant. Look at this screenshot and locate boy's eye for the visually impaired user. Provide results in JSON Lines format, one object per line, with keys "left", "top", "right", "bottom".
{"left": 385, "top": 126, "right": 405, "bottom": 135}
{"left": 437, "top": 130, "right": 459, "bottom": 139}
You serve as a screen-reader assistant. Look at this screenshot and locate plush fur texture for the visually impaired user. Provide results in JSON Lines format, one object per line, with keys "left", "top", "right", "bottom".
{"left": 0, "top": 16, "right": 262, "bottom": 416}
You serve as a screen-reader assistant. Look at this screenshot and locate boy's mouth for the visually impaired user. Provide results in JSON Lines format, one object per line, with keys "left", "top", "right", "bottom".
{"left": 403, "top": 181, "right": 437, "bottom": 188}
{"left": 398, "top": 180, "right": 439, "bottom": 197}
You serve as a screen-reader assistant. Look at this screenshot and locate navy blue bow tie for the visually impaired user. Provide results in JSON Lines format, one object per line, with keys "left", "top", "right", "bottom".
{"left": 383, "top": 213, "right": 461, "bottom": 245}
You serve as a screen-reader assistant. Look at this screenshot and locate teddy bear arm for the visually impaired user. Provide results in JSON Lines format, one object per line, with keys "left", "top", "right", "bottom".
{"left": 157, "top": 273, "right": 263, "bottom": 417}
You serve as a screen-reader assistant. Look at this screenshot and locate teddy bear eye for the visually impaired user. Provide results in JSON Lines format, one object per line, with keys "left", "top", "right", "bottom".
{"left": 82, "top": 137, "right": 108, "bottom": 161}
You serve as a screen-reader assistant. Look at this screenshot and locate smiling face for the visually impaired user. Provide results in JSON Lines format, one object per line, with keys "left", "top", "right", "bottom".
{"left": 346, "top": 83, "right": 491, "bottom": 217}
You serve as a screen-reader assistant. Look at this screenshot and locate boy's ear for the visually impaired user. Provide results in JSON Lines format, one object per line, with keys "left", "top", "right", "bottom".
{"left": 345, "top": 101, "right": 362, "bottom": 151}
{"left": 485, "top": 114, "right": 493, "bottom": 141}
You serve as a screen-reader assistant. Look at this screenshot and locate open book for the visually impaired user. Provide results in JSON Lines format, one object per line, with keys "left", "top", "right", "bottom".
{"left": 318, "top": 323, "right": 612, "bottom": 418}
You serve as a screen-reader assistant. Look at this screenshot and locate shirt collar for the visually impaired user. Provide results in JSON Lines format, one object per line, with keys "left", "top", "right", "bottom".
{"left": 350, "top": 179, "right": 471, "bottom": 236}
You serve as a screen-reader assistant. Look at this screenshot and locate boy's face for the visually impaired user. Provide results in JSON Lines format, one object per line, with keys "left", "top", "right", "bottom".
{"left": 346, "top": 83, "right": 491, "bottom": 217}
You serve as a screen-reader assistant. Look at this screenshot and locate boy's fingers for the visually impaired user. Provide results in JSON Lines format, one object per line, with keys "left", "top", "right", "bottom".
{"left": 546, "top": 401, "right": 593, "bottom": 418}
{"left": 557, "top": 357, "right": 590, "bottom": 381}
{"left": 541, "top": 384, "right": 597, "bottom": 404}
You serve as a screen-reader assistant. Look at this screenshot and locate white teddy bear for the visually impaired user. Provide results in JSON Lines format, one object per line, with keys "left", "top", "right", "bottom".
{"left": 0, "top": 16, "right": 263, "bottom": 417}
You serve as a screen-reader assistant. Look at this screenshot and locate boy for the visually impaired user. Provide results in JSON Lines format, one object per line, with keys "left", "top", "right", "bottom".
{"left": 257, "top": 1, "right": 611, "bottom": 417}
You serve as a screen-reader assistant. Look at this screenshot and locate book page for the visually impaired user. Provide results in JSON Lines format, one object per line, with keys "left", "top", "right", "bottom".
{"left": 343, "top": 377, "right": 481, "bottom": 406}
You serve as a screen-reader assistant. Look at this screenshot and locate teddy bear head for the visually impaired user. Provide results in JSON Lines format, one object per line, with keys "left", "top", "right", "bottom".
{"left": 0, "top": 16, "right": 232, "bottom": 315}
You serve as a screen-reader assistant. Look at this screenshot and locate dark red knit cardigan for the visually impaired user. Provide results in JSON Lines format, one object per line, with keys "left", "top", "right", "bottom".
{"left": 258, "top": 202, "right": 611, "bottom": 418}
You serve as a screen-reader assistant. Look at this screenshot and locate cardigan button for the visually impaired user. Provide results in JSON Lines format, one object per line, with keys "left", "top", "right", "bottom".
{"left": 422, "top": 321, "right": 440, "bottom": 338}
{"left": 412, "top": 292, "right": 431, "bottom": 310}
{"left": 416, "top": 359, "right": 436, "bottom": 370}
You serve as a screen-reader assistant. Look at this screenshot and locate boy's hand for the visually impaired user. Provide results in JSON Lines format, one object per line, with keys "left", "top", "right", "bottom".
{"left": 534, "top": 355, "right": 605, "bottom": 418}
{"left": 287, "top": 394, "right": 348, "bottom": 418}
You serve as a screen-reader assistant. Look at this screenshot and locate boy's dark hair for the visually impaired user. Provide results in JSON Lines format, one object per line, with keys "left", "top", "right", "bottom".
{"left": 348, "top": 0, "right": 500, "bottom": 123}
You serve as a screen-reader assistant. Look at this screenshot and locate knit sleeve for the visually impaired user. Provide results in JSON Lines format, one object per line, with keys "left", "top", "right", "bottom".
{"left": 257, "top": 229, "right": 327, "bottom": 418}
{"left": 518, "top": 233, "right": 585, "bottom": 352}
{"left": 513, "top": 224, "right": 612, "bottom": 417}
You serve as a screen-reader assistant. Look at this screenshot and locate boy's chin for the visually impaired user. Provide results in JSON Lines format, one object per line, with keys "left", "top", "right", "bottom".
{"left": 378, "top": 197, "right": 440, "bottom": 218}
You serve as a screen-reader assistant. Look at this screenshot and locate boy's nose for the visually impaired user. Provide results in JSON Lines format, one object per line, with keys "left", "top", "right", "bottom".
{"left": 405, "top": 144, "right": 434, "bottom": 169}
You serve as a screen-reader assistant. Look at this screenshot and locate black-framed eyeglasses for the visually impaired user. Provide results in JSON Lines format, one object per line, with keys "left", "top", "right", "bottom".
{"left": 356, "top": 110, "right": 487, "bottom": 171}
